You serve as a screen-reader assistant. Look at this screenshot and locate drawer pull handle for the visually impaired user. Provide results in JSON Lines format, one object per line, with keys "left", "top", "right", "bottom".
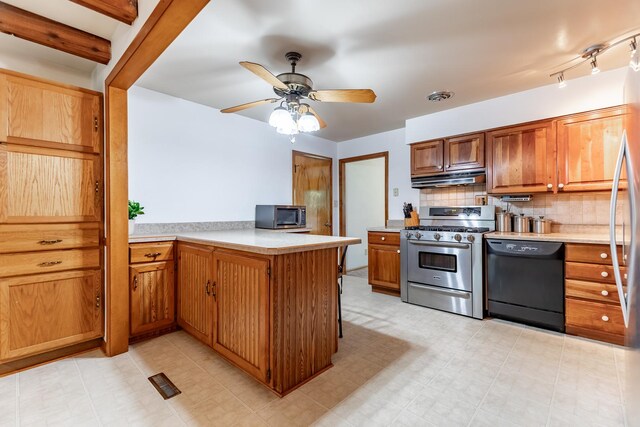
{"left": 600, "top": 252, "right": 608, "bottom": 259}
{"left": 624, "top": 273, "right": 628, "bottom": 280}
{"left": 397, "top": 249, "right": 401, "bottom": 254}
{"left": 144, "top": 252, "right": 162, "bottom": 258}
{"left": 38, "top": 261, "right": 62, "bottom": 267}
{"left": 601, "top": 290, "right": 609, "bottom": 296}
{"left": 381, "top": 237, "right": 386, "bottom": 241}
{"left": 601, "top": 271, "right": 609, "bottom": 278}
{"left": 96, "top": 294, "right": 101, "bottom": 308}
{"left": 38, "top": 239, "right": 63, "bottom": 245}
{"left": 205, "top": 280, "right": 211, "bottom": 296}
{"left": 133, "top": 275, "right": 138, "bottom": 291}
{"left": 601, "top": 315, "right": 609, "bottom": 322}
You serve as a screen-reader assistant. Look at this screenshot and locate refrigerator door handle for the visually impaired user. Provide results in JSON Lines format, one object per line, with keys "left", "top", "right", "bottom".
{"left": 610, "top": 131, "right": 630, "bottom": 327}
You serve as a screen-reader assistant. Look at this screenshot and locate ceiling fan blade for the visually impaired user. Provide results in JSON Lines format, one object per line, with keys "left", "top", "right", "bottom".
{"left": 307, "top": 106, "right": 327, "bottom": 129}
{"left": 220, "top": 98, "right": 279, "bottom": 113}
{"left": 239, "top": 61, "right": 289, "bottom": 90}
{"left": 308, "top": 89, "right": 376, "bottom": 103}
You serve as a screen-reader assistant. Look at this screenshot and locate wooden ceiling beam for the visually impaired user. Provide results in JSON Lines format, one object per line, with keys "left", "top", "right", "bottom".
{"left": 0, "top": 2, "right": 111, "bottom": 64}
{"left": 70, "top": 0, "right": 138, "bottom": 25}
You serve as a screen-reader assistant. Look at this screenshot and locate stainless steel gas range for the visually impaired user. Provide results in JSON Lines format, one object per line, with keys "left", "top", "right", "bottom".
{"left": 400, "top": 205, "right": 496, "bottom": 319}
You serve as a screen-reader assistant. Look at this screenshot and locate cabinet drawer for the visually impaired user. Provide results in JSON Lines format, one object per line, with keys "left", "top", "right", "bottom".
{"left": 565, "top": 262, "right": 627, "bottom": 284}
{"left": 565, "top": 279, "right": 626, "bottom": 304}
{"left": 0, "top": 248, "right": 100, "bottom": 278}
{"left": 566, "top": 298, "right": 625, "bottom": 336}
{"left": 368, "top": 232, "right": 400, "bottom": 246}
{"left": 565, "top": 244, "right": 623, "bottom": 265}
{"left": 0, "top": 224, "right": 100, "bottom": 254}
{"left": 130, "top": 242, "right": 174, "bottom": 263}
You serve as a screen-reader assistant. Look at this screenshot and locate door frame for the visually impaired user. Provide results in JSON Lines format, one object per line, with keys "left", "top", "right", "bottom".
{"left": 339, "top": 152, "right": 389, "bottom": 239}
{"left": 104, "top": 0, "right": 210, "bottom": 356}
{"left": 292, "top": 150, "right": 333, "bottom": 234}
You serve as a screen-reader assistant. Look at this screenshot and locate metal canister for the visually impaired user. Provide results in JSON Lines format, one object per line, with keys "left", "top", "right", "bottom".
{"left": 533, "top": 216, "right": 552, "bottom": 234}
{"left": 496, "top": 211, "right": 513, "bottom": 232}
{"left": 513, "top": 214, "right": 532, "bottom": 233}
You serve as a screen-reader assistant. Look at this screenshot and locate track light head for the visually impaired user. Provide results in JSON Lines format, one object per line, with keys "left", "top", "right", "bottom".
{"left": 590, "top": 57, "right": 600, "bottom": 75}
{"left": 557, "top": 73, "right": 567, "bottom": 89}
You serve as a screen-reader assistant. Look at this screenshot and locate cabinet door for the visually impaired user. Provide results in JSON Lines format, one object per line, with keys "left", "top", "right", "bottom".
{"left": 0, "top": 270, "right": 103, "bottom": 361}
{"left": 486, "top": 121, "right": 556, "bottom": 194}
{"left": 177, "top": 243, "right": 213, "bottom": 345}
{"left": 411, "top": 140, "right": 444, "bottom": 176}
{"left": 445, "top": 133, "right": 485, "bottom": 172}
{"left": 130, "top": 261, "right": 175, "bottom": 336}
{"left": 212, "top": 251, "right": 269, "bottom": 382}
{"left": 0, "top": 144, "right": 102, "bottom": 223}
{"left": 557, "top": 107, "right": 627, "bottom": 192}
{"left": 0, "top": 72, "right": 102, "bottom": 153}
{"left": 368, "top": 244, "right": 400, "bottom": 290}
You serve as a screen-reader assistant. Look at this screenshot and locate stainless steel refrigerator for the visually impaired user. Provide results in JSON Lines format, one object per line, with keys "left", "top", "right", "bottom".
{"left": 612, "top": 67, "right": 640, "bottom": 427}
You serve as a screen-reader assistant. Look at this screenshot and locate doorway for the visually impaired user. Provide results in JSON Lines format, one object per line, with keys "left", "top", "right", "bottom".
{"left": 292, "top": 151, "right": 333, "bottom": 236}
{"left": 339, "top": 152, "right": 388, "bottom": 271}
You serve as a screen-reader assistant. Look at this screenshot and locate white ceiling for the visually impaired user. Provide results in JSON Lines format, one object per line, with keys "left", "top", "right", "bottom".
{"left": 136, "top": 0, "right": 640, "bottom": 142}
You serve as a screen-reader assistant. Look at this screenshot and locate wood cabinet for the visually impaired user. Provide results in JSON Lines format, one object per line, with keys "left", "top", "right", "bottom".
{"left": 411, "top": 133, "right": 485, "bottom": 177}
{"left": 368, "top": 231, "right": 401, "bottom": 295}
{"left": 0, "top": 71, "right": 102, "bottom": 153}
{"left": 557, "top": 106, "right": 627, "bottom": 192}
{"left": 565, "top": 243, "right": 626, "bottom": 345}
{"left": 177, "top": 243, "right": 214, "bottom": 345}
{"left": 212, "top": 251, "right": 269, "bottom": 382}
{"left": 486, "top": 121, "right": 556, "bottom": 194}
{"left": 411, "top": 140, "right": 444, "bottom": 176}
{"left": 0, "top": 270, "right": 103, "bottom": 361}
{"left": 130, "top": 261, "right": 175, "bottom": 337}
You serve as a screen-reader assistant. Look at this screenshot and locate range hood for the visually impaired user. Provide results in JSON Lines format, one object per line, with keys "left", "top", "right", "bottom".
{"left": 411, "top": 171, "right": 485, "bottom": 188}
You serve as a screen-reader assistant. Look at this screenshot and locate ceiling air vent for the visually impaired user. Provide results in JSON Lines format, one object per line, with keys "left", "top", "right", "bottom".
{"left": 427, "top": 91, "right": 454, "bottom": 102}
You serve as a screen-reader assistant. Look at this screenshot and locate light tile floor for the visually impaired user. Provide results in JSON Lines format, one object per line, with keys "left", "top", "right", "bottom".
{"left": 0, "top": 275, "right": 631, "bottom": 426}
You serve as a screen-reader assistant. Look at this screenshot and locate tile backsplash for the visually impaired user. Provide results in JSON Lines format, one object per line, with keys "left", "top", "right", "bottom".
{"left": 419, "top": 184, "right": 613, "bottom": 225}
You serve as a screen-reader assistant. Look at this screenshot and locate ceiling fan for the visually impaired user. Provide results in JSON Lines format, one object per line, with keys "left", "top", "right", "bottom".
{"left": 221, "top": 52, "right": 377, "bottom": 140}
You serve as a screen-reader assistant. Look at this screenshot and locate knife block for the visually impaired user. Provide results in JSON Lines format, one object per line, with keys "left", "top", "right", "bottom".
{"left": 404, "top": 211, "right": 419, "bottom": 227}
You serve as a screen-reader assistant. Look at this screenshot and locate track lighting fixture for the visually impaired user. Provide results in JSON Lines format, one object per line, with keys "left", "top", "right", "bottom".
{"left": 590, "top": 56, "right": 600, "bottom": 75}
{"left": 631, "top": 38, "right": 640, "bottom": 72}
{"left": 557, "top": 73, "right": 567, "bottom": 89}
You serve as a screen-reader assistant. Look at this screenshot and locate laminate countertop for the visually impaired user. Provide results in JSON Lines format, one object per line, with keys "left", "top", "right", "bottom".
{"left": 367, "top": 227, "right": 404, "bottom": 233}
{"left": 129, "top": 229, "right": 360, "bottom": 255}
{"left": 485, "top": 231, "right": 623, "bottom": 245}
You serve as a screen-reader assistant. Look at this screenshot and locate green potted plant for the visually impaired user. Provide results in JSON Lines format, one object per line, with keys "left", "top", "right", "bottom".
{"left": 128, "top": 200, "right": 145, "bottom": 234}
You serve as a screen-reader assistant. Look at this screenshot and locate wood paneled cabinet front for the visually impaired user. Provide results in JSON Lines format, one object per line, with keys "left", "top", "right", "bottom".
{"left": 368, "top": 232, "right": 401, "bottom": 295}
{"left": 0, "top": 270, "right": 103, "bottom": 362}
{"left": 130, "top": 261, "right": 175, "bottom": 337}
{"left": 411, "top": 133, "right": 485, "bottom": 177}
{"left": 411, "top": 140, "right": 444, "bottom": 176}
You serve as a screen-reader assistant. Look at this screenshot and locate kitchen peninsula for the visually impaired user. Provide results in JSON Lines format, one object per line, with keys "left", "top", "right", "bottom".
{"left": 128, "top": 229, "right": 359, "bottom": 396}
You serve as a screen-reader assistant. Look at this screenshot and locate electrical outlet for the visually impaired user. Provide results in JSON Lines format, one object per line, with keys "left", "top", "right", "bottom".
{"left": 334, "top": 200, "right": 339, "bottom": 208}
{"left": 393, "top": 188, "right": 399, "bottom": 197}
{"left": 475, "top": 195, "right": 488, "bottom": 205}
{"left": 364, "top": 248, "right": 368, "bottom": 255}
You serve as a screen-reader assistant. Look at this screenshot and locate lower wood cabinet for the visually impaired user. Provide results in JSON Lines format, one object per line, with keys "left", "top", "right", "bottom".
{"left": 367, "top": 231, "right": 401, "bottom": 295}
{"left": 0, "top": 270, "right": 103, "bottom": 361}
{"left": 177, "top": 243, "right": 214, "bottom": 345}
{"left": 130, "top": 261, "right": 175, "bottom": 337}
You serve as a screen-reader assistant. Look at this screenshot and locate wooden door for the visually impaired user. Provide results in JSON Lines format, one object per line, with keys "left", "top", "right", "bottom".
{"left": 368, "top": 244, "right": 400, "bottom": 290}
{"left": 177, "top": 243, "right": 213, "bottom": 345}
{"left": 0, "top": 270, "right": 103, "bottom": 361}
{"left": 486, "top": 121, "right": 556, "bottom": 194}
{"left": 557, "top": 107, "right": 627, "bottom": 192}
{"left": 445, "top": 133, "right": 485, "bottom": 172}
{"left": 130, "top": 261, "right": 175, "bottom": 336}
{"left": 0, "top": 144, "right": 102, "bottom": 223}
{"left": 292, "top": 151, "right": 333, "bottom": 235}
{"left": 411, "top": 140, "right": 444, "bottom": 176}
{"left": 212, "top": 251, "right": 270, "bottom": 382}
{"left": 0, "top": 72, "right": 102, "bottom": 153}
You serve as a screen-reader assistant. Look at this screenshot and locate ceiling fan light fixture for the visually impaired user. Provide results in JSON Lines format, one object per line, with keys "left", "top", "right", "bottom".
{"left": 276, "top": 114, "right": 298, "bottom": 135}
{"left": 298, "top": 112, "right": 320, "bottom": 132}
{"left": 268, "top": 105, "right": 289, "bottom": 128}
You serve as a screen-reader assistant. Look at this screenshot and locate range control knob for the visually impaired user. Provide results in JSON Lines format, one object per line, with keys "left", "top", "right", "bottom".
{"left": 434, "top": 233, "right": 442, "bottom": 241}
{"left": 466, "top": 235, "right": 475, "bottom": 243}
{"left": 454, "top": 234, "right": 462, "bottom": 242}
{"left": 406, "top": 232, "right": 414, "bottom": 239}
{"left": 415, "top": 232, "right": 423, "bottom": 239}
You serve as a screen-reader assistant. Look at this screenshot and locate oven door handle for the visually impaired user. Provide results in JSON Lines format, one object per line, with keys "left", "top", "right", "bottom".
{"left": 408, "top": 241, "right": 470, "bottom": 250}
{"left": 408, "top": 282, "right": 471, "bottom": 298}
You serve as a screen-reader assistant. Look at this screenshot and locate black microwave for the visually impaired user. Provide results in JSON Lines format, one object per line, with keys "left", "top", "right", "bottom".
{"left": 255, "top": 205, "right": 307, "bottom": 229}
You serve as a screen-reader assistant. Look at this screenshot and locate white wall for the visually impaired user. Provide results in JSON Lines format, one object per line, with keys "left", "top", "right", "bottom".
{"left": 338, "top": 128, "right": 415, "bottom": 221}
{"left": 406, "top": 67, "right": 627, "bottom": 143}
{"left": 345, "top": 158, "right": 386, "bottom": 269}
{"left": 0, "top": 51, "right": 94, "bottom": 88}
{"left": 128, "top": 85, "right": 338, "bottom": 224}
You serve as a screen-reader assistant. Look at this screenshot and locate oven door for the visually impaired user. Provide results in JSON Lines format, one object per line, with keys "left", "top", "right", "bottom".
{"left": 407, "top": 240, "right": 472, "bottom": 291}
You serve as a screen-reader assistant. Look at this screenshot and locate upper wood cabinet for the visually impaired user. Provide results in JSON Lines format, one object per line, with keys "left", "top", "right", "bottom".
{"left": 130, "top": 261, "right": 175, "bottom": 337}
{"left": 556, "top": 107, "right": 627, "bottom": 192}
{"left": 0, "top": 71, "right": 102, "bottom": 153}
{"left": 486, "top": 121, "right": 556, "bottom": 194}
{"left": 212, "top": 251, "right": 270, "bottom": 382}
{"left": 0, "top": 269, "right": 103, "bottom": 361}
{"left": 177, "top": 243, "right": 214, "bottom": 346}
{"left": 444, "top": 133, "right": 485, "bottom": 172}
{"left": 411, "top": 133, "right": 485, "bottom": 176}
{"left": 0, "top": 144, "right": 102, "bottom": 223}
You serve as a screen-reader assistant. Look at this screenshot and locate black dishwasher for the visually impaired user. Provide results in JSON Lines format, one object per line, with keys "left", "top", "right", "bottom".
{"left": 486, "top": 239, "right": 565, "bottom": 332}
